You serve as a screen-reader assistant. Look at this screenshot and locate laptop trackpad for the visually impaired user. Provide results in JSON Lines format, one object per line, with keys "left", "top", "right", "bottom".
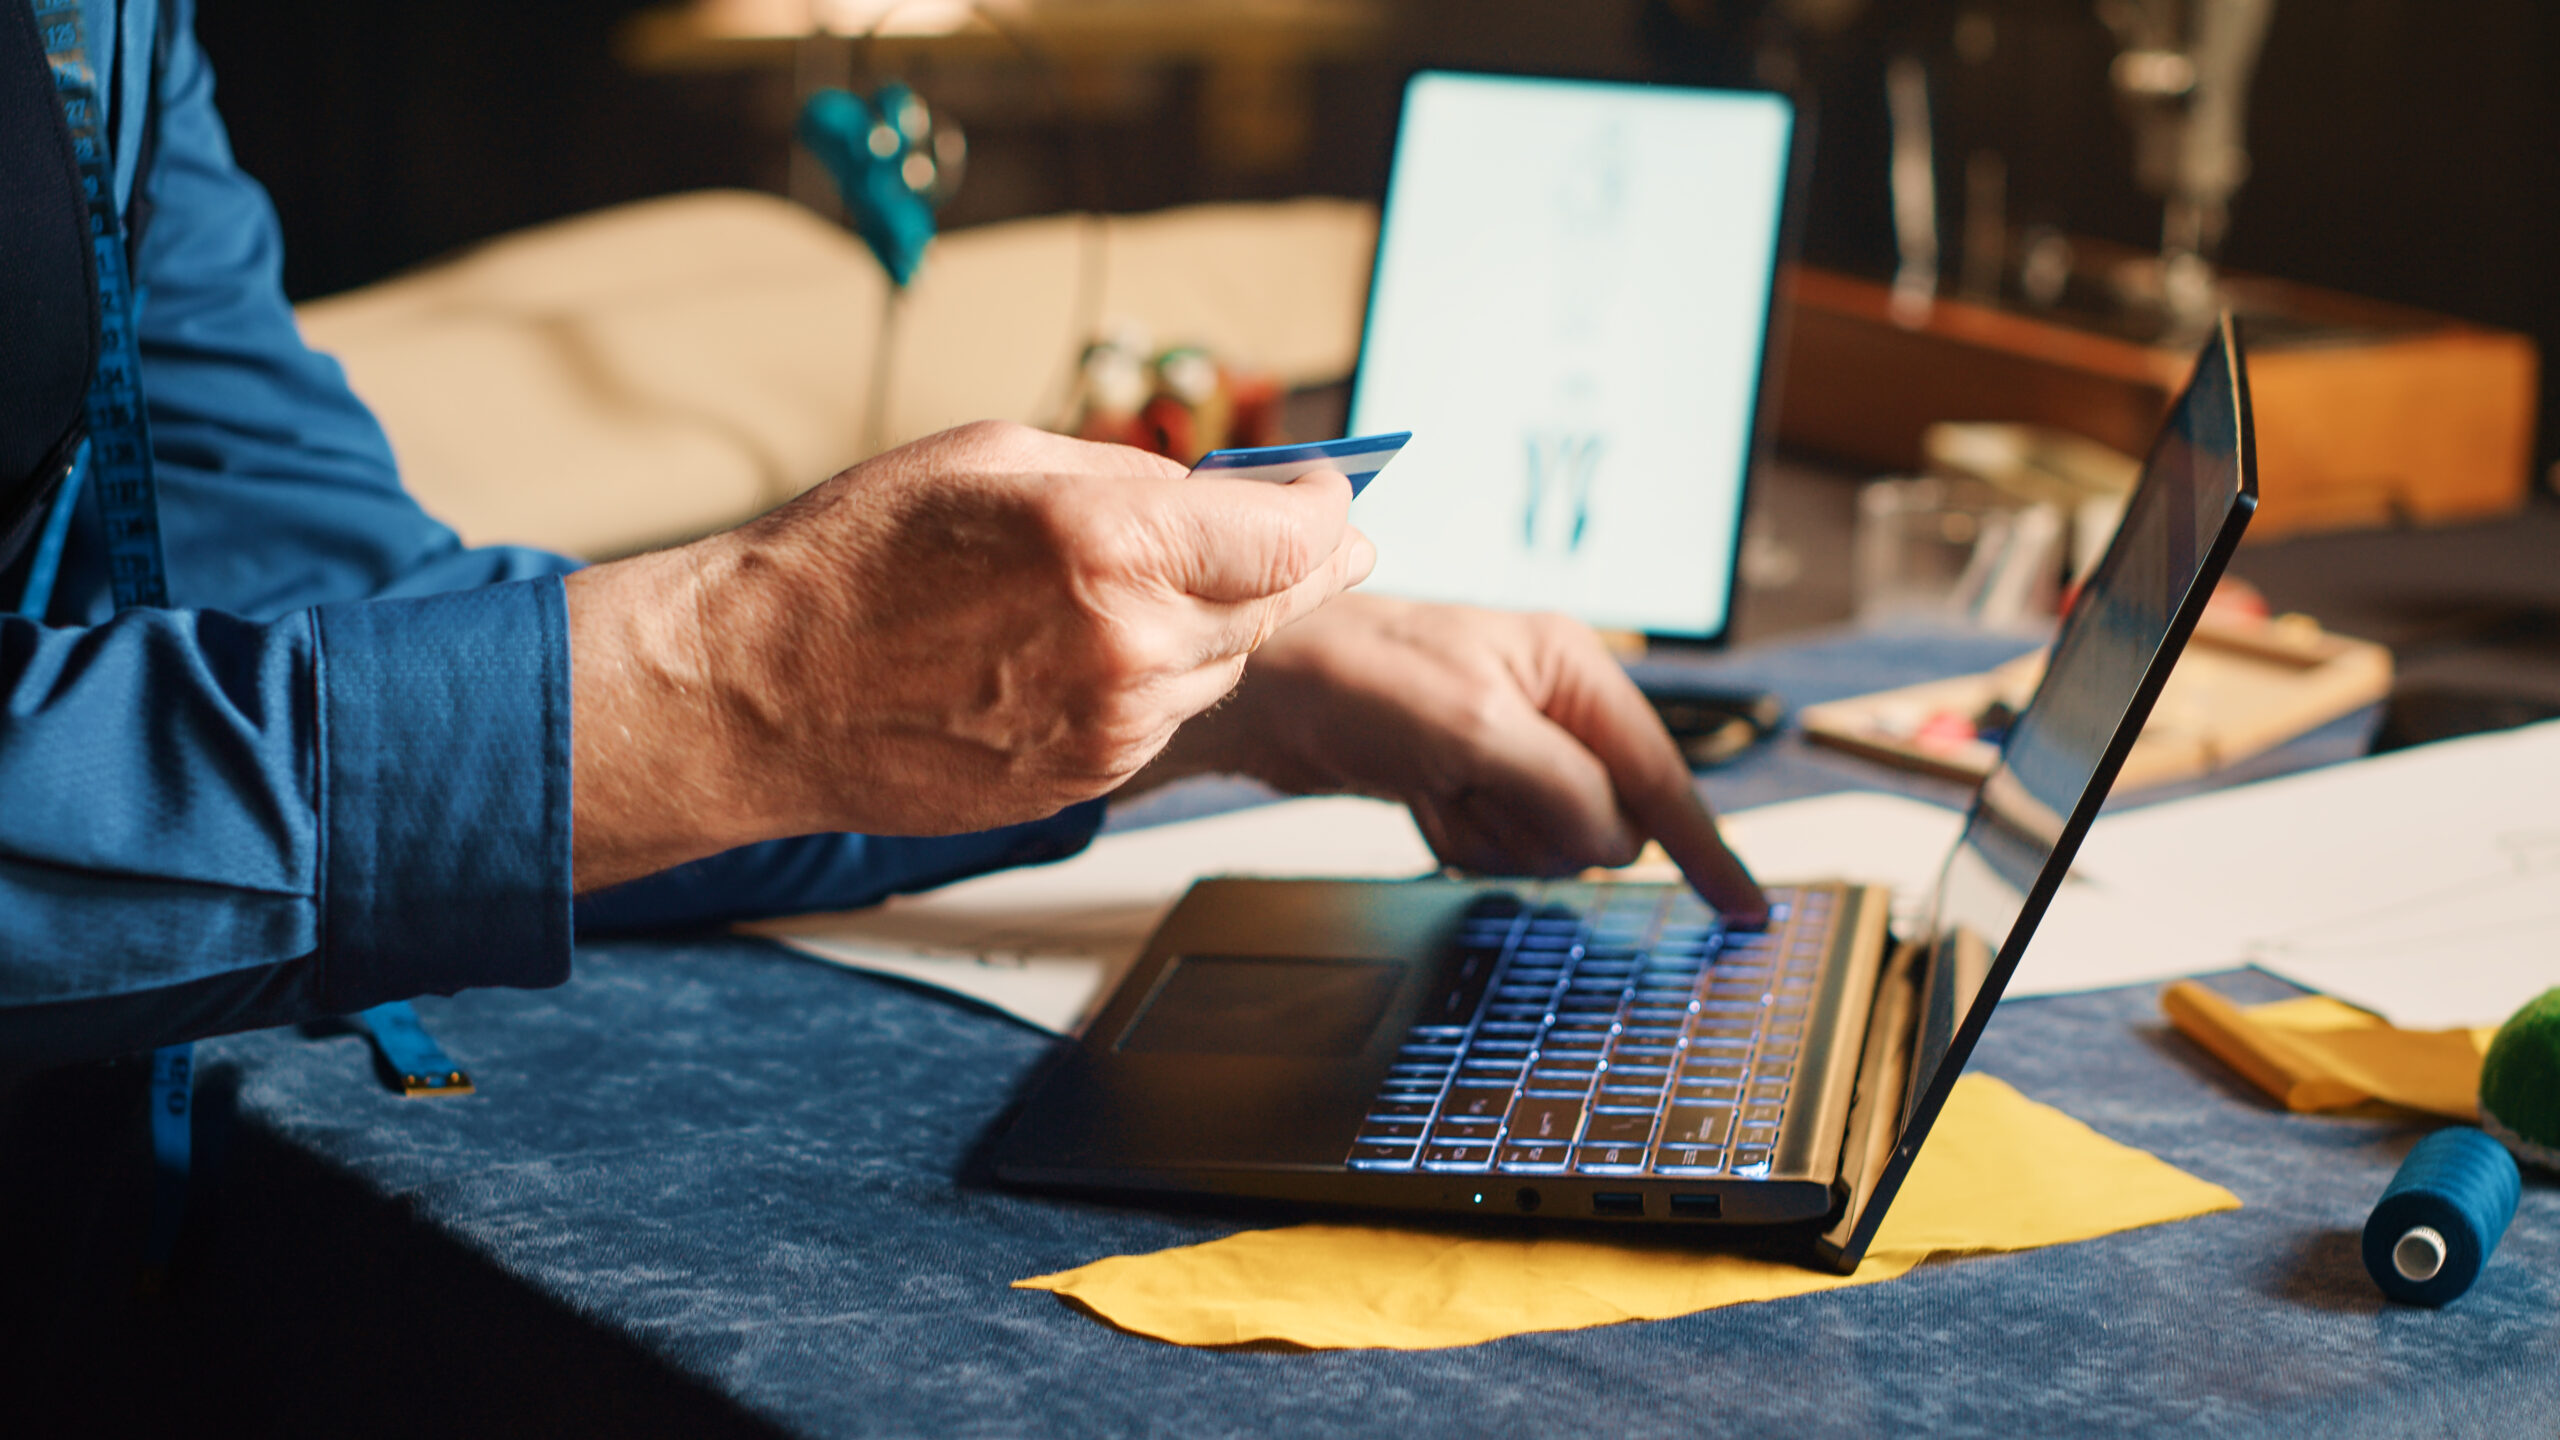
{"left": 1117, "top": 955, "right": 1401, "bottom": 1057}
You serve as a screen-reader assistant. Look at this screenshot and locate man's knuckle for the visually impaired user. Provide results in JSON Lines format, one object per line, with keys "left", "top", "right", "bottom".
{"left": 1270, "top": 524, "right": 1323, "bottom": 587}
{"left": 1529, "top": 610, "right": 1590, "bottom": 649}
{"left": 954, "top": 417, "right": 1030, "bottom": 454}
{"left": 1446, "top": 688, "right": 1511, "bottom": 757}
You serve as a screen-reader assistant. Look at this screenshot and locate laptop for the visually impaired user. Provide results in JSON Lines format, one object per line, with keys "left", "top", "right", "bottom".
{"left": 1342, "top": 70, "right": 1799, "bottom": 646}
{"left": 992, "top": 315, "right": 2256, "bottom": 1271}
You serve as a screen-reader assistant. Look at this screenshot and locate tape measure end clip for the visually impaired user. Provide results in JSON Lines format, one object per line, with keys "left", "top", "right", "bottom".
{"left": 398, "top": 1070, "right": 476, "bottom": 1099}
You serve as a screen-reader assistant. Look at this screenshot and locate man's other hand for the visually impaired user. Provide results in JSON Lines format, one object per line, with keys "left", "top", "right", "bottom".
{"left": 566, "top": 422, "right": 1372, "bottom": 891}
{"left": 1135, "top": 593, "right": 1769, "bottom": 925}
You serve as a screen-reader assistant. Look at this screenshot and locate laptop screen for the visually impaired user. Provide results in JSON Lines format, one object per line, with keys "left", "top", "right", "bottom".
{"left": 1829, "top": 321, "right": 2254, "bottom": 1260}
{"left": 1344, "top": 72, "right": 1794, "bottom": 642}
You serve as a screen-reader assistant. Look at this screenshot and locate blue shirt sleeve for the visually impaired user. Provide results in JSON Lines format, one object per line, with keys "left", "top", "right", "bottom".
{"left": 0, "top": 0, "right": 1104, "bottom": 1068}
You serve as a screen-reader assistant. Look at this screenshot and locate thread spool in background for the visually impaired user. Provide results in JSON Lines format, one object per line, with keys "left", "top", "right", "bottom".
{"left": 2363, "top": 1127, "right": 2521, "bottom": 1307}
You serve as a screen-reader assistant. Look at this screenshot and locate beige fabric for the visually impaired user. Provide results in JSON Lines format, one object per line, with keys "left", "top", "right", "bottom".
{"left": 296, "top": 190, "right": 1378, "bottom": 558}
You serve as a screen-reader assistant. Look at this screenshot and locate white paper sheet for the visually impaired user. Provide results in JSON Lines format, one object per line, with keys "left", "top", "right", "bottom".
{"left": 2070, "top": 719, "right": 2560, "bottom": 1028}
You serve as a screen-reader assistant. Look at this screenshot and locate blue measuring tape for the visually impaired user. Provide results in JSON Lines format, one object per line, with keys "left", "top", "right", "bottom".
{"left": 37, "top": 0, "right": 170, "bottom": 612}
{"left": 37, "top": 0, "right": 195, "bottom": 1281}
{"left": 29, "top": 0, "right": 473, "bottom": 1283}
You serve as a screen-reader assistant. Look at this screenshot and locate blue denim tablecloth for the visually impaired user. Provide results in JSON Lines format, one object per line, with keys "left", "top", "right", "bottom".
{"left": 10, "top": 627, "right": 2554, "bottom": 1439}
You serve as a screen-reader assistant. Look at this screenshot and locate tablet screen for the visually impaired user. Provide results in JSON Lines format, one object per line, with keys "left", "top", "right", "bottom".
{"left": 1347, "top": 72, "right": 1794, "bottom": 641}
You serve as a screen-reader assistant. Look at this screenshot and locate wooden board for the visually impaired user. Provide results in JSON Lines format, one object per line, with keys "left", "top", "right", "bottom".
{"left": 1798, "top": 615, "right": 2393, "bottom": 793}
{"left": 1775, "top": 264, "right": 2540, "bottom": 541}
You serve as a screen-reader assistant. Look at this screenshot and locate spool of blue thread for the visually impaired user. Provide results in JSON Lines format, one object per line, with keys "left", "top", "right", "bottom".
{"left": 2362, "top": 1127, "right": 2521, "bottom": 1307}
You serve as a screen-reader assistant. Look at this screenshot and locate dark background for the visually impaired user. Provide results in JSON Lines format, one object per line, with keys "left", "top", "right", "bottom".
{"left": 195, "top": 0, "right": 2559, "bottom": 477}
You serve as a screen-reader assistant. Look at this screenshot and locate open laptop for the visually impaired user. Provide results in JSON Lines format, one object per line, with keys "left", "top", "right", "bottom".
{"left": 992, "top": 318, "right": 2255, "bottom": 1271}
{"left": 1343, "top": 70, "right": 1798, "bottom": 646}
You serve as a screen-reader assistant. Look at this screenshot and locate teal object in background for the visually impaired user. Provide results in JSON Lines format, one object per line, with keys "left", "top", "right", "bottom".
{"left": 797, "top": 84, "right": 943, "bottom": 287}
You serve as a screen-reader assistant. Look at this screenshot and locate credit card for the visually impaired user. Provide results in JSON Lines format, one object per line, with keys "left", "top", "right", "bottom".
{"left": 1188, "top": 431, "right": 1410, "bottom": 497}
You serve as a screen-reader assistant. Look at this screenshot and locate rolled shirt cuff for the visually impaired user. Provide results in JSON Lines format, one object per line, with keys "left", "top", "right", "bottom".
{"left": 313, "top": 576, "right": 574, "bottom": 1010}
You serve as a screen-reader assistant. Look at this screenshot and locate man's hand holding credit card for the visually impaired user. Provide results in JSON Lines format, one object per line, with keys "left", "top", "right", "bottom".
{"left": 1189, "top": 432, "right": 1411, "bottom": 494}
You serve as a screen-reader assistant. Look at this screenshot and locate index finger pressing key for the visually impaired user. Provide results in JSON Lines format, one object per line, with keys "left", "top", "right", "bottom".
{"left": 1554, "top": 651, "right": 1771, "bottom": 927}
{"left": 1644, "top": 781, "right": 1770, "bottom": 930}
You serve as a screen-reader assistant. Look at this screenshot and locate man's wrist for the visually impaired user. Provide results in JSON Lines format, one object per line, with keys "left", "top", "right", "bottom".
{"left": 565, "top": 537, "right": 766, "bottom": 891}
{"left": 1113, "top": 681, "right": 1265, "bottom": 800}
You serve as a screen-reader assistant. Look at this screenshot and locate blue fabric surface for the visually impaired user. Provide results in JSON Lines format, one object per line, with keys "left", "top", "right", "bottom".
{"left": 13, "top": 949, "right": 2548, "bottom": 1436}
{"left": 10, "top": 628, "right": 2525, "bottom": 1440}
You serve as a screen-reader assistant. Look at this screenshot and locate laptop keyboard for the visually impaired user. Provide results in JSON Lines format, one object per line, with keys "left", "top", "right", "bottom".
{"left": 1345, "top": 882, "right": 1840, "bottom": 1180}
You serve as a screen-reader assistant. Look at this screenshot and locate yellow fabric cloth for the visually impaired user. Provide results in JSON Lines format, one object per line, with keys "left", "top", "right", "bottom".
{"left": 1015, "top": 1074, "right": 2238, "bottom": 1350}
{"left": 2161, "top": 982, "right": 2493, "bottom": 1119}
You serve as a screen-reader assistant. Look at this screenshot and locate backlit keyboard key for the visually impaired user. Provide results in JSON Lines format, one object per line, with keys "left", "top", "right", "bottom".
{"left": 1597, "top": 1089, "right": 1666, "bottom": 1112}
{"left": 1661, "top": 1105, "right": 1734, "bottom": 1147}
{"left": 1654, "top": 1144, "right": 1724, "bottom": 1174}
{"left": 1442, "top": 1086, "right": 1513, "bottom": 1119}
{"left": 1498, "top": 1142, "right": 1571, "bottom": 1170}
{"left": 1349, "top": 1142, "right": 1418, "bottom": 1167}
{"left": 1575, "top": 1143, "right": 1649, "bottom": 1173}
{"left": 1421, "top": 1143, "right": 1495, "bottom": 1169}
{"left": 1505, "top": 1095, "right": 1586, "bottom": 1144}
{"left": 1357, "top": 1119, "right": 1426, "bottom": 1141}
{"left": 1582, "top": 1110, "right": 1656, "bottom": 1145}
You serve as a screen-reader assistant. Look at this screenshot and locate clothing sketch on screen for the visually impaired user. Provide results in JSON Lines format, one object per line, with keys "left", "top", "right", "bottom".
{"left": 1516, "top": 123, "right": 1631, "bottom": 560}
{"left": 1522, "top": 411, "right": 1609, "bottom": 554}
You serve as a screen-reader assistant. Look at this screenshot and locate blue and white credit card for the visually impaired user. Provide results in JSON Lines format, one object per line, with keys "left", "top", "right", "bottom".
{"left": 1188, "top": 431, "right": 1411, "bottom": 497}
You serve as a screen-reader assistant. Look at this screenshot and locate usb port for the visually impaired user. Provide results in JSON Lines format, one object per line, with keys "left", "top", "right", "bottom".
{"left": 1590, "top": 1192, "right": 1645, "bottom": 1217}
{"left": 1669, "top": 1193, "right": 1721, "bottom": 1219}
